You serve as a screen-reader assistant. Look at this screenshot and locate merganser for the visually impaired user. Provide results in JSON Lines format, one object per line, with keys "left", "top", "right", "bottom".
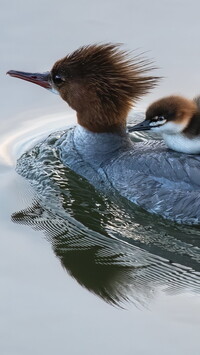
{"left": 129, "top": 95, "right": 200, "bottom": 154}
{"left": 7, "top": 44, "right": 200, "bottom": 224}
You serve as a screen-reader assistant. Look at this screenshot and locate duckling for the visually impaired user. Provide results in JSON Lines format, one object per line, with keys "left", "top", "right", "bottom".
{"left": 129, "top": 95, "right": 200, "bottom": 154}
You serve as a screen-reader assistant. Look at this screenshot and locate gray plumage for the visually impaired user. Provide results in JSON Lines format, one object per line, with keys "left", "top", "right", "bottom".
{"left": 57, "top": 125, "right": 200, "bottom": 224}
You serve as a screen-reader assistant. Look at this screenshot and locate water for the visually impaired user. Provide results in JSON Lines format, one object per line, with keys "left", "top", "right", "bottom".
{"left": 1, "top": 1, "right": 200, "bottom": 354}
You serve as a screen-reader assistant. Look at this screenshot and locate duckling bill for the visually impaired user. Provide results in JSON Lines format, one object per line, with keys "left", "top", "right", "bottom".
{"left": 129, "top": 95, "right": 200, "bottom": 154}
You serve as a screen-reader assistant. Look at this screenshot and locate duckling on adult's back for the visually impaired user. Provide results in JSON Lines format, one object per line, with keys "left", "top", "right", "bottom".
{"left": 129, "top": 95, "right": 200, "bottom": 154}
{"left": 7, "top": 44, "right": 200, "bottom": 224}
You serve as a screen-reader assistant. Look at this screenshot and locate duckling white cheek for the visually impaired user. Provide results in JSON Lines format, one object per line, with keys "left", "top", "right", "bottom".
{"left": 151, "top": 121, "right": 186, "bottom": 134}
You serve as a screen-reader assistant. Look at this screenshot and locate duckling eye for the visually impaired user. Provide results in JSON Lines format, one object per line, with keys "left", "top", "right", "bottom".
{"left": 149, "top": 115, "right": 167, "bottom": 127}
{"left": 53, "top": 74, "right": 65, "bottom": 86}
{"left": 150, "top": 116, "right": 166, "bottom": 123}
{"left": 157, "top": 116, "right": 165, "bottom": 121}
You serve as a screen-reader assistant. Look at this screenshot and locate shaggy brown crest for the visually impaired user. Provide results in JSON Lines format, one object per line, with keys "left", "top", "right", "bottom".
{"left": 193, "top": 96, "right": 200, "bottom": 111}
{"left": 51, "top": 44, "right": 159, "bottom": 133}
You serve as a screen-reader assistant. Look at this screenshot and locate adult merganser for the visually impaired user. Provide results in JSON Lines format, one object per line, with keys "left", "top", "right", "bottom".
{"left": 7, "top": 44, "right": 200, "bottom": 224}
{"left": 129, "top": 95, "right": 200, "bottom": 154}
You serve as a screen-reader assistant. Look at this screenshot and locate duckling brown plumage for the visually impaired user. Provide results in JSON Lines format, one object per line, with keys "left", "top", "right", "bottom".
{"left": 129, "top": 95, "right": 200, "bottom": 153}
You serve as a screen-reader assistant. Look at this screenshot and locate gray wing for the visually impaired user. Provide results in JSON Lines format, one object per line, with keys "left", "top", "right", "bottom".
{"left": 105, "top": 141, "right": 200, "bottom": 224}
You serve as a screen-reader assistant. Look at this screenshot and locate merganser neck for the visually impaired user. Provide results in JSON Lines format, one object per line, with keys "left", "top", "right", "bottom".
{"left": 72, "top": 125, "right": 132, "bottom": 167}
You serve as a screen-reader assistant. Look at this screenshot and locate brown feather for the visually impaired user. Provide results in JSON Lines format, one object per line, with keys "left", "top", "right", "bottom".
{"left": 193, "top": 96, "right": 200, "bottom": 112}
{"left": 51, "top": 44, "right": 159, "bottom": 133}
{"left": 146, "top": 95, "right": 200, "bottom": 137}
{"left": 146, "top": 95, "right": 196, "bottom": 123}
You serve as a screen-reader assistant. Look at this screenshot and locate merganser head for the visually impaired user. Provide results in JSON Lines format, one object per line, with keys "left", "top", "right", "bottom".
{"left": 7, "top": 43, "right": 158, "bottom": 133}
{"left": 129, "top": 96, "right": 197, "bottom": 134}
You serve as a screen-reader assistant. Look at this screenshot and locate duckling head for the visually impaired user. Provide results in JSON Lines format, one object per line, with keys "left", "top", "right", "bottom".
{"left": 129, "top": 95, "right": 197, "bottom": 134}
{"left": 7, "top": 43, "right": 158, "bottom": 133}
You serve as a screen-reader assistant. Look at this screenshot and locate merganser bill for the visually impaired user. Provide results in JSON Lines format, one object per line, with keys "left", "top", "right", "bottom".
{"left": 129, "top": 95, "right": 200, "bottom": 154}
{"left": 7, "top": 44, "right": 200, "bottom": 224}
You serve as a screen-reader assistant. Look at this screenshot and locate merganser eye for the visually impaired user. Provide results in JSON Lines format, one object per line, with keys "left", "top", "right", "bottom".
{"left": 53, "top": 74, "right": 65, "bottom": 85}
